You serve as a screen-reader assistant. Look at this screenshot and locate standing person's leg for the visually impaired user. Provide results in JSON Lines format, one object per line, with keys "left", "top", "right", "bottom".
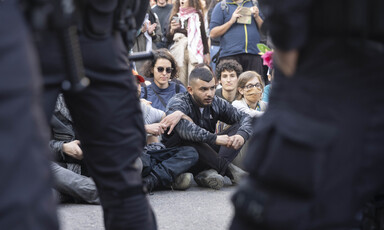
{"left": 0, "top": 2, "right": 58, "bottom": 229}
{"left": 64, "top": 33, "right": 156, "bottom": 230}
{"left": 238, "top": 54, "right": 263, "bottom": 75}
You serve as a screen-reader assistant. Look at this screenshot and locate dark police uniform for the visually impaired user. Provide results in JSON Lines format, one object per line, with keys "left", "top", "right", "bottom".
{"left": 1, "top": 0, "right": 157, "bottom": 229}
{"left": 37, "top": 1, "right": 157, "bottom": 229}
{"left": 230, "top": 0, "right": 384, "bottom": 229}
{"left": 0, "top": 1, "right": 58, "bottom": 229}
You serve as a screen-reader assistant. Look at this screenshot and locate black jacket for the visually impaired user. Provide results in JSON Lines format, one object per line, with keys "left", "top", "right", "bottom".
{"left": 49, "top": 94, "right": 81, "bottom": 165}
{"left": 163, "top": 92, "right": 253, "bottom": 145}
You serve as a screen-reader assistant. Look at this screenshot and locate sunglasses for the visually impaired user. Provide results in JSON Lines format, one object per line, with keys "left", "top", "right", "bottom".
{"left": 156, "top": 66, "right": 173, "bottom": 74}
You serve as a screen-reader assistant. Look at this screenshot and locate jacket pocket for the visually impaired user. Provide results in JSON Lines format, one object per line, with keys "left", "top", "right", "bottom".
{"left": 247, "top": 110, "right": 337, "bottom": 197}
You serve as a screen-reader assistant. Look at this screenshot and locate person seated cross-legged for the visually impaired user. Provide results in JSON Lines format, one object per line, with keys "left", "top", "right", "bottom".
{"left": 162, "top": 67, "right": 251, "bottom": 190}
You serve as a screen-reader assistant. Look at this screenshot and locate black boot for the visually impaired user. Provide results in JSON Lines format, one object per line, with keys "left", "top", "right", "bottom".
{"left": 142, "top": 173, "right": 159, "bottom": 194}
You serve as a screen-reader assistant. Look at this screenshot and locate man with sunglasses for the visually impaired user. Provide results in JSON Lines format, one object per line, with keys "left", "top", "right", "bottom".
{"left": 162, "top": 67, "right": 252, "bottom": 190}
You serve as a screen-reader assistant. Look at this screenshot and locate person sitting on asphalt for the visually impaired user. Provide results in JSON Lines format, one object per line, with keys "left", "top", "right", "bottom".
{"left": 232, "top": 71, "right": 267, "bottom": 117}
{"left": 214, "top": 59, "right": 243, "bottom": 133}
{"left": 140, "top": 48, "right": 187, "bottom": 112}
{"left": 134, "top": 70, "right": 199, "bottom": 193}
{"left": 215, "top": 59, "right": 243, "bottom": 103}
{"left": 50, "top": 94, "right": 100, "bottom": 204}
{"left": 161, "top": 67, "right": 252, "bottom": 190}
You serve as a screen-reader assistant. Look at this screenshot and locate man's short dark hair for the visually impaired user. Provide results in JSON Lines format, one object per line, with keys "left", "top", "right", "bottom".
{"left": 215, "top": 59, "right": 243, "bottom": 80}
{"left": 189, "top": 67, "right": 214, "bottom": 85}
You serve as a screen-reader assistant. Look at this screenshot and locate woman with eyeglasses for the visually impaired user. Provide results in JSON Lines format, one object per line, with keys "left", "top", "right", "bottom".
{"left": 232, "top": 71, "right": 267, "bottom": 118}
{"left": 140, "top": 48, "right": 187, "bottom": 112}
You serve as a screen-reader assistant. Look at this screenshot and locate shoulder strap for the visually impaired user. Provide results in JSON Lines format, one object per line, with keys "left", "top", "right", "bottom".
{"left": 143, "top": 85, "right": 148, "bottom": 99}
{"left": 175, "top": 81, "right": 180, "bottom": 93}
{"left": 149, "top": 85, "right": 167, "bottom": 108}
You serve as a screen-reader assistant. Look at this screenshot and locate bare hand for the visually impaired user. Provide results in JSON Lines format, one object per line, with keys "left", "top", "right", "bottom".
{"left": 230, "top": 7, "right": 243, "bottom": 24}
{"left": 215, "top": 135, "right": 230, "bottom": 146}
{"left": 145, "top": 123, "right": 167, "bottom": 136}
{"left": 141, "top": 23, "right": 148, "bottom": 33}
{"left": 204, "top": 53, "right": 211, "bottom": 65}
{"left": 147, "top": 22, "right": 157, "bottom": 35}
{"left": 161, "top": 111, "right": 183, "bottom": 135}
{"left": 170, "top": 19, "right": 181, "bottom": 33}
{"left": 228, "top": 135, "right": 245, "bottom": 150}
{"left": 140, "top": 98, "right": 152, "bottom": 106}
{"left": 62, "top": 140, "right": 83, "bottom": 160}
{"left": 251, "top": 6, "right": 260, "bottom": 19}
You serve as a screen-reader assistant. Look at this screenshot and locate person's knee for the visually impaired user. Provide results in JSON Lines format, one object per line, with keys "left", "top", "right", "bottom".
{"left": 180, "top": 146, "right": 199, "bottom": 164}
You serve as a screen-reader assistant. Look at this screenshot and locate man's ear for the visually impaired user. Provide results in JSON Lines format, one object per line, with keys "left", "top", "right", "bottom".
{"left": 187, "top": 86, "right": 193, "bottom": 95}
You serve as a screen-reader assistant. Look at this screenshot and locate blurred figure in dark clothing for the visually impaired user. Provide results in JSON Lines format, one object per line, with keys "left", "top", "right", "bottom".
{"left": 230, "top": 0, "right": 384, "bottom": 229}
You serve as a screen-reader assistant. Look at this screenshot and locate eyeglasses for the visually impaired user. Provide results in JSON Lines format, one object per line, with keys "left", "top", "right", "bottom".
{"left": 156, "top": 66, "right": 173, "bottom": 74}
{"left": 243, "top": 83, "right": 262, "bottom": 90}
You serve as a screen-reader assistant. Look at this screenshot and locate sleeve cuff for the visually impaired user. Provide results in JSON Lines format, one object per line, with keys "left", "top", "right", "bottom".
{"left": 236, "top": 130, "right": 249, "bottom": 142}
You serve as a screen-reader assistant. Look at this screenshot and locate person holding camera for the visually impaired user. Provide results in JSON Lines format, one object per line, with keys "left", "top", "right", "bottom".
{"left": 167, "top": 0, "right": 210, "bottom": 87}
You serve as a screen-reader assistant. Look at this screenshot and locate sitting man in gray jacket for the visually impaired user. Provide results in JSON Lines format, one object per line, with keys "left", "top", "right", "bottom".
{"left": 50, "top": 94, "right": 99, "bottom": 204}
{"left": 162, "top": 67, "right": 252, "bottom": 190}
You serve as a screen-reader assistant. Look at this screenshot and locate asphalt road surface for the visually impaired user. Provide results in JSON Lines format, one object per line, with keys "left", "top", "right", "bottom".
{"left": 58, "top": 182, "right": 236, "bottom": 230}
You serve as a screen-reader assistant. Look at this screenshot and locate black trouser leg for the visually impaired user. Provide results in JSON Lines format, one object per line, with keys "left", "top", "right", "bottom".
{"left": 0, "top": 2, "right": 58, "bottom": 229}
{"left": 38, "top": 31, "right": 157, "bottom": 230}
{"left": 163, "top": 124, "right": 242, "bottom": 175}
{"left": 217, "top": 123, "right": 242, "bottom": 164}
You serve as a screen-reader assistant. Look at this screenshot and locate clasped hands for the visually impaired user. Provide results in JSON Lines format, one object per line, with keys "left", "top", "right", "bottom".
{"left": 215, "top": 134, "right": 245, "bottom": 150}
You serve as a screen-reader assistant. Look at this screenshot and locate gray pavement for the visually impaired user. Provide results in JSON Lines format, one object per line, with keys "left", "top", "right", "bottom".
{"left": 58, "top": 184, "right": 236, "bottom": 230}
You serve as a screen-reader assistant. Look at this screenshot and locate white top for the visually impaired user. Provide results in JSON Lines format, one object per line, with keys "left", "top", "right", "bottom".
{"left": 232, "top": 98, "right": 267, "bottom": 117}
{"left": 140, "top": 102, "right": 165, "bottom": 125}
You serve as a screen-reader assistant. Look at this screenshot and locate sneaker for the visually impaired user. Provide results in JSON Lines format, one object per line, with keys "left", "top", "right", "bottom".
{"left": 171, "top": 173, "right": 193, "bottom": 190}
{"left": 195, "top": 169, "right": 225, "bottom": 190}
{"left": 226, "top": 163, "right": 248, "bottom": 185}
{"left": 143, "top": 173, "right": 159, "bottom": 194}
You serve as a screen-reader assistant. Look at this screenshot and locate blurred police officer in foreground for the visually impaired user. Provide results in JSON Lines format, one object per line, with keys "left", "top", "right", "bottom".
{"left": 230, "top": 0, "right": 384, "bottom": 229}
{"left": 0, "top": 0, "right": 156, "bottom": 229}
{"left": 0, "top": 1, "right": 58, "bottom": 229}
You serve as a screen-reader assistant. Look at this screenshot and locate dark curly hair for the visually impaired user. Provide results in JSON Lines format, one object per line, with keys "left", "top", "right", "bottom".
{"left": 139, "top": 48, "right": 179, "bottom": 80}
{"left": 215, "top": 59, "right": 243, "bottom": 81}
{"left": 194, "top": 63, "right": 217, "bottom": 83}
